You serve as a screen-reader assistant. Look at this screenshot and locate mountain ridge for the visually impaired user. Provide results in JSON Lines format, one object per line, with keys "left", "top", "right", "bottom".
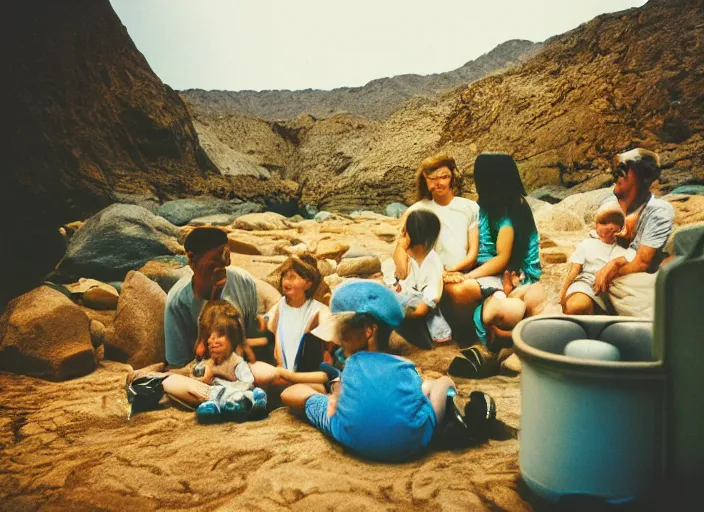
{"left": 180, "top": 39, "right": 540, "bottom": 121}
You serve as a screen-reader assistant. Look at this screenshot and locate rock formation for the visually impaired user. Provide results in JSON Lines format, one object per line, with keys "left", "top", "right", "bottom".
{"left": 0, "top": 0, "right": 298, "bottom": 308}
{"left": 184, "top": 0, "right": 704, "bottom": 213}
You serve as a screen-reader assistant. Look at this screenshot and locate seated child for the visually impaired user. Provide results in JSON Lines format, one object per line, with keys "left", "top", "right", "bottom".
{"left": 249, "top": 255, "right": 338, "bottom": 391}
{"left": 128, "top": 300, "right": 267, "bottom": 423}
{"left": 280, "top": 281, "right": 496, "bottom": 462}
{"left": 382, "top": 209, "right": 452, "bottom": 347}
{"left": 561, "top": 203, "right": 636, "bottom": 315}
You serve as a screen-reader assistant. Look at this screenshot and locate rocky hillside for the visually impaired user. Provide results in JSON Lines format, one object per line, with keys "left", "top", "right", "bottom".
{"left": 0, "top": 0, "right": 297, "bottom": 308}
{"left": 180, "top": 39, "right": 539, "bottom": 121}
{"left": 185, "top": 0, "right": 704, "bottom": 213}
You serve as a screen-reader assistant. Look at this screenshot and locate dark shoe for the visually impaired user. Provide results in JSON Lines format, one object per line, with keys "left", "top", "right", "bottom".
{"left": 464, "top": 391, "right": 497, "bottom": 440}
{"left": 248, "top": 388, "right": 269, "bottom": 421}
{"left": 196, "top": 401, "right": 224, "bottom": 424}
{"left": 448, "top": 356, "right": 482, "bottom": 379}
{"left": 451, "top": 345, "right": 500, "bottom": 379}
{"left": 320, "top": 362, "right": 343, "bottom": 393}
{"left": 126, "top": 375, "right": 166, "bottom": 419}
{"left": 319, "top": 362, "right": 342, "bottom": 382}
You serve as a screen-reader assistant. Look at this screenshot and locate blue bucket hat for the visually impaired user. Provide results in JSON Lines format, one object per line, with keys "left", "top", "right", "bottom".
{"left": 311, "top": 280, "right": 404, "bottom": 343}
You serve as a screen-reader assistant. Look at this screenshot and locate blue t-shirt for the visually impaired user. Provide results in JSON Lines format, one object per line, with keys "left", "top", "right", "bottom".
{"left": 328, "top": 351, "right": 436, "bottom": 461}
{"left": 476, "top": 209, "right": 542, "bottom": 283}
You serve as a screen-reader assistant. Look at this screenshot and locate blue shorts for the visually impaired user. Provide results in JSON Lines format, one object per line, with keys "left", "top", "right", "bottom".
{"left": 305, "top": 393, "right": 333, "bottom": 436}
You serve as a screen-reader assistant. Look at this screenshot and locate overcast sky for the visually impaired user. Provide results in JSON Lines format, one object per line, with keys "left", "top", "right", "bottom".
{"left": 110, "top": 0, "right": 646, "bottom": 92}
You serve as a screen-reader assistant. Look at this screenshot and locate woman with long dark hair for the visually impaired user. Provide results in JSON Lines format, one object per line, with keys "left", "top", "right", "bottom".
{"left": 444, "top": 153, "right": 545, "bottom": 375}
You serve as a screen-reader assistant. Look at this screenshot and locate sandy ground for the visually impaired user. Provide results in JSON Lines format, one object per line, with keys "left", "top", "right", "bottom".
{"left": 0, "top": 221, "right": 584, "bottom": 512}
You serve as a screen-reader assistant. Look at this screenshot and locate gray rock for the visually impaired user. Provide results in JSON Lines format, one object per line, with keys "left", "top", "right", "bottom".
{"left": 672, "top": 185, "right": 704, "bottom": 196}
{"left": 385, "top": 202, "right": 408, "bottom": 218}
{"left": 188, "top": 214, "right": 236, "bottom": 226}
{"left": 111, "top": 192, "right": 160, "bottom": 211}
{"left": 305, "top": 204, "right": 319, "bottom": 219}
{"left": 153, "top": 197, "right": 263, "bottom": 226}
{"left": 314, "top": 211, "right": 333, "bottom": 223}
{"left": 289, "top": 214, "right": 305, "bottom": 223}
{"left": 529, "top": 185, "right": 571, "bottom": 204}
{"left": 52, "top": 204, "right": 183, "bottom": 283}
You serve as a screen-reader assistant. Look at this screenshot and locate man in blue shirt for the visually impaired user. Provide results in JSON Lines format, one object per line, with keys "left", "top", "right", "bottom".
{"left": 281, "top": 280, "right": 496, "bottom": 461}
{"left": 164, "top": 227, "right": 259, "bottom": 368}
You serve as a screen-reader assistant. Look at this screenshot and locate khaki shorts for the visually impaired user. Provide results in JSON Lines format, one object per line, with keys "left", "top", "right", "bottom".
{"left": 608, "top": 272, "right": 656, "bottom": 317}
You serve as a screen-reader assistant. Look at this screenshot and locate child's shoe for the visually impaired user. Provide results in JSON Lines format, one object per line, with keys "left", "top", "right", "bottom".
{"left": 248, "top": 387, "right": 268, "bottom": 421}
{"left": 221, "top": 398, "right": 248, "bottom": 422}
{"left": 196, "top": 401, "right": 223, "bottom": 424}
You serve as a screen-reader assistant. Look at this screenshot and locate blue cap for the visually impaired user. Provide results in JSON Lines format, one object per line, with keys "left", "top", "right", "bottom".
{"left": 330, "top": 280, "right": 404, "bottom": 328}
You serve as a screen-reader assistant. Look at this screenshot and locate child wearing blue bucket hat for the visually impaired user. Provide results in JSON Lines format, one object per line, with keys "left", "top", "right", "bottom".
{"left": 280, "top": 280, "right": 496, "bottom": 461}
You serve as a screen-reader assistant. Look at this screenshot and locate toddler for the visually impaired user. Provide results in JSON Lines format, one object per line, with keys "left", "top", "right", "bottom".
{"left": 561, "top": 203, "right": 636, "bottom": 315}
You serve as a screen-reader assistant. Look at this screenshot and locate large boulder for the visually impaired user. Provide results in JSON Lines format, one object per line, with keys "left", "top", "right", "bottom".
{"left": 671, "top": 185, "right": 704, "bottom": 196}
{"left": 337, "top": 256, "right": 382, "bottom": 277}
{"left": 667, "top": 195, "right": 704, "bottom": 227}
{"left": 233, "top": 212, "right": 293, "bottom": 231}
{"left": 534, "top": 204, "right": 585, "bottom": 232}
{"left": 227, "top": 231, "right": 292, "bottom": 256}
{"left": 254, "top": 279, "right": 282, "bottom": 315}
{"left": 554, "top": 188, "right": 614, "bottom": 226}
{"left": 138, "top": 258, "right": 192, "bottom": 294}
{"left": 104, "top": 271, "right": 166, "bottom": 368}
{"left": 315, "top": 240, "right": 350, "bottom": 262}
{"left": 51, "top": 204, "right": 183, "bottom": 283}
{"left": 153, "top": 197, "right": 262, "bottom": 226}
{"left": 0, "top": 286, "right": 95, "bottom": 381}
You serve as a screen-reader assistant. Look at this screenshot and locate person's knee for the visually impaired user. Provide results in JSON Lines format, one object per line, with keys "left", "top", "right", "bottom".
{"left": 523, "top": 283, "right": 547, "bottom": 316}
{"left": 444, "top": 280, "right": 480, "bottom": 306}
{"left": 279, "top": 385, "right": 298, "bottom": 406}
{"left": 564, "top": 294, "right": 593, "bottom": 315}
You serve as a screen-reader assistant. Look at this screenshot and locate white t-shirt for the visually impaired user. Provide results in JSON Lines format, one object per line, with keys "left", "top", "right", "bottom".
{"left": 400, "top": 250, "right": 444, "bottom": 309}
{"left": 276, "top": 297, "right": 324, "bottom": 369}
{"left": 407, "top": 197, "right": 479, "bottom": 269}
{"left": 571, "top": 238, "right": 636, "bottom": 286}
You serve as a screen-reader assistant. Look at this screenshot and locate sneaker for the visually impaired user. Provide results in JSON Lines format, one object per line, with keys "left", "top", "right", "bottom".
{"left": 464, "top": 391, "right": 497, "bottom": 440}
{"left": 126, "top": 375, "right": 166, "bottom": 419}
{"left": 248, "top": 388, "right": 268, "bottom": 421}
{"left": 196, "top": 400, "right": 223, "bottom": 424}
{"left": 221, "top": 398, "right": 249, "bottom": 423}
{"left": 448, "top": 345, "right": 499, "bottom": 379}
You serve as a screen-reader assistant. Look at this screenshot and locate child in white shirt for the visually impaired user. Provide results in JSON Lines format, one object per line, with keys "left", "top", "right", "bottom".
{"left": 561, "top": 203, "right": 636, "bottom": 314}
{"left": 385, "top": 209, "right": 452, "bottom": 345}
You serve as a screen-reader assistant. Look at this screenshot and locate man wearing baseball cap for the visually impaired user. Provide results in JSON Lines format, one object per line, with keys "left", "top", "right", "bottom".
{"left": 281, "top": 280, "right": 496, "bottom": 461}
